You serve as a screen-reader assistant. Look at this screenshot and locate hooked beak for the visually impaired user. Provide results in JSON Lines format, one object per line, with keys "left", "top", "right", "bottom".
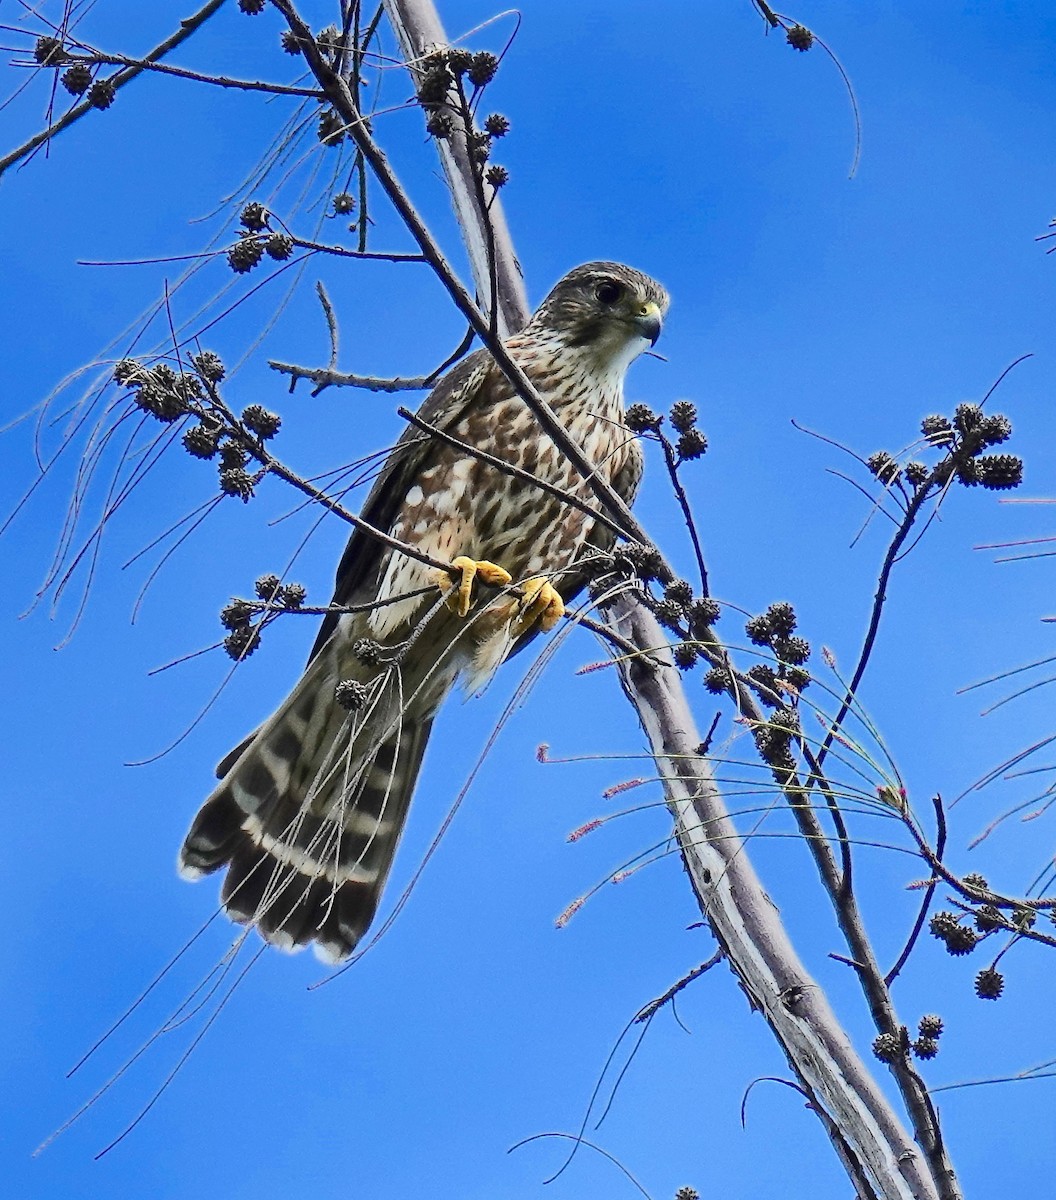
{"left": 634, "top": 300, "right": 663, "bottom": 347}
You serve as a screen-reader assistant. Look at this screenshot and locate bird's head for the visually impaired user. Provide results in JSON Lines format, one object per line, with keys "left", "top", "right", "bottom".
{"left": 528, "top": 261, "right": 670, "bottom": 374}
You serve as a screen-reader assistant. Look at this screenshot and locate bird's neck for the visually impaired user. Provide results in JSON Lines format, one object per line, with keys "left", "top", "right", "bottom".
{"left": 504, "top": 329, "right": 631, "bottom": 424}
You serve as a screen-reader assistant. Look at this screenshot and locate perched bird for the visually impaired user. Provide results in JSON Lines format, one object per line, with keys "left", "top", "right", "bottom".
{"left": 179, "top": 261, "right": 668, "bottom": 962}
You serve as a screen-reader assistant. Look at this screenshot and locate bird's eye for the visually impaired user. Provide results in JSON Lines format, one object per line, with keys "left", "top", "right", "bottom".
{"left": 594, "top": 280, "right": 624, "bottom": 306}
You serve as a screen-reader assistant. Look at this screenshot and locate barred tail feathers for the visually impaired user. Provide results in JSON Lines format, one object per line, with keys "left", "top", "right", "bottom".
{"left": 180, "top": 648, "right": 438, "bottom": 962}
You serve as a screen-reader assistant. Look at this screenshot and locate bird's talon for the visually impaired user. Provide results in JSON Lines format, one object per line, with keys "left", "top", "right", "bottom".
{"left": 512, "top": 578, "right": 565, "bottom": 638}
{"left": 437, "top": 556, "right": 512, "bottom": 617}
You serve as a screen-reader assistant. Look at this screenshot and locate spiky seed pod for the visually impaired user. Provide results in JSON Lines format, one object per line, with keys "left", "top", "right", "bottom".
{"left": 332, "top": 192, "right": 356, "bottom": 214}
{"left": 153, "top": 363, "right": 178, "bottom": 387}
{"left": 770, "top": 705, "right": 800, "bottom": 735}
{"left": 976, "top": 454, "right": 1023, "bottom": 490}
{"left": 929, "top": 911, "right": 960, "bottom": 939}
{"left": 255, "top": 574, "right": 282, "bottom": 601}
{"left": 242, "top": 405, "right": 281, "bottom": 439}
{"left": 945, "top": 925, "right": 979, "bottom": 956}
{"left": 613, "top": 542, "right": 664, "bottom": 581}
{"left": 669, "top": 400, "right": 698, "bottom": 433}
{"left": 219, "top": 441, "right": 249, "bottom": 470}
{"left": 446, "top": 47, "right": 474, "bottom": 74}
{"left": 866, "top": 450, "right": 901, "bottom": 484}
{"left": 872, "top": 1032, "right": 903, "bottom": 1064}
{"left": 765, "top": 601, "right": 796, "bottom": 637}
{"left": 774, "top": 635, "right": 811, "bottom": 666}
{"left": 484, "top": 112, "right": 510, "bottom": 136}
{"left": 652, "top": 598, "right": 685, "bottom": 632}
{"left": 913, "top": 1037, "right": 939, "bottom": 1061}
{"left": 673, "top": 643, "right": 698, "bottom": 670}
{"left": 962, "top": 872, "right": 988, "bottom": 891}
{"left": 624, "top": 403, "right": 661, "bottom": 434}
{"left": 953, "top": 403, "right": 984, "bottom": 437}
{"left": 918, "top": 1014, "right": 944, "bottom": 1039}
{"left": 219, "top": 468, "right": 255, "bottom": 502}
{"left": 220, "top": 600, "right": 253, "bottom": 631}
{"left": 417, "top": 63, "right": 452, "bottom": 105}
{"left": 353, "top": 638, "right": 383, "bottom": 668}
{"left": 471, "top": 131, "right": 491, "bottom": 163}
{"left": 485, "top": 164, "right": 509, "bottom": 188}
{"left": 176, "top": 372, "right": 203, "bottom": 402}
{"left": 224, "top": 625, "right": 260, "bottom": 660}
{"left": 1012, "top": 905, "right": 1037, "bottom": 930}
{"left": 34, "top": 36, "right": 68, "bottom": 66}
{"left": 747, "top": 664, "right": 779, "bottom": 704}
{"left": 904, "top": 461, "right": 930, "bottom": 487}
{"left": 921, "top": 414, "right": 955, "bottom": 445}
{"left": 687, "top": 597, "right": 721, "bottom": 627}
{"left": 955, "top": 459, "right": 981, "bottom": 487}
{"left": 978, "top": 414, "right": 1012, "bottom": 447}
{"left": 467, "top": 50, "right": 499, "bottom": 87}
{"left": 426, "top": 111, "right": 453, "bottom": 139}
{"left": 279, "top": 582, "right": 306, "bottom": 609}
{"left": 134, "top": 379, "right": 188, "bottom": 423}
{"left": 61, "top": 62, "right": 93, "bottom": 95}
{"left": 786, "top": 24, "right": 814, "bottom": 51}
{"left": 192, "top": 350, "right": 225, "bottom": 382}
{"left": 227, "top": 237, "right": 265, "bottom": 274}
{"left": 335, "top": 679, "right": 369, "bottom": 711}
{"left": 317, "top": 108, "right": 345, "bottom": 146}
{"left": 755, "top": 730, "right": 796, "bottom": 771}
{"left": 182, "top": 423, "right": 220, "bottom": 459}
{"left": 675, "top": 1190, "right": 700, "bottom": 1200}
{"left": 745, "top": 613, "right": 772, "bottom": 646}
{"left": 265, "top": 233, "right": 294, "bottom": 261}
{"left": 975, "top": 967, "right": 1004, "bottom": 1000}
{"left": 281, "top": 30, "right": 302, "bottom": 54}
{"left": 113, "top": 358, "right": 145, "bottom": 386}
{"left": 315, "top": 25, "right": 341, "bottom": 55}
{"left": 704, "top": 666, "right": 731, "bottom": 695}
{"left": 974, "top": 905, "right": 1004, "bottom": 933}
{"left": 87, "top": 78, "right": 116, "bottom": 110}
{"left": 785, "top": 666, "right": 811, "bottom": 692}
{"left": 664, "top": 579, "right": 693, "bottom": 606}
{"left": 676, "top": 429, "right": 708, "bottom": 460}
{"left": 238, "top": 0, "right": 266, "bottom": 12}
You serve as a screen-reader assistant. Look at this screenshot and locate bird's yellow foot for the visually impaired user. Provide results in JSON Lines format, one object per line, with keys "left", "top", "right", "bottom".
{"left": 437, "top": 556, "right": 512, "bottom": 618}
{"left": 511, "top": 577, "right": 565, "bottom": 638}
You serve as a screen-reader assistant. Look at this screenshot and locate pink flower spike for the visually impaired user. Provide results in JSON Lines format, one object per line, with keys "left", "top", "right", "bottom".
{"left": 568, "top": 819, "right": 603, "bottom": 842}
{"left": 602, "top": 777, "right": 648, "bottom": 798}
{"left": 555, "top": 897, "right": 585, "bottom": 928}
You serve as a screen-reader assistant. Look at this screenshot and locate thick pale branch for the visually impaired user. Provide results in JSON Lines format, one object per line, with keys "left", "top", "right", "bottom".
{"left": 382, "top": 0, "right": 527, "bottom": 338}
{"left": 379, "top": 3, "right": 958, "bottom": 1196}
{"left": 604, "top": 599, "right": 947, "bottom": 1200}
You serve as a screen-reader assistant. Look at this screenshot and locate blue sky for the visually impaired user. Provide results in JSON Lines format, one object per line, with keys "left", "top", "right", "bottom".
{"left": 2, "top": 2, "right": 1056, "bottom": 1197}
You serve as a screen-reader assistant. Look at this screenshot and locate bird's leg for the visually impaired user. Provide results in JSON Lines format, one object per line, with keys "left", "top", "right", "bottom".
{"left": 436, "top": 555, "right": 512, "bottom": 617}
{"left": 510, "top": 577, "right": 565, "bottom": 637}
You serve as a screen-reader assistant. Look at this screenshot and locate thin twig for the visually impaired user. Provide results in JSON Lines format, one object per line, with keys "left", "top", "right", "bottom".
{"left": 885, "top": 796, "right": 947, "bottom": 987}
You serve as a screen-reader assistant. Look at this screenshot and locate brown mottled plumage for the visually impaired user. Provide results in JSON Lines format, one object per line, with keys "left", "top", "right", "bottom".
{"left": 179, "top": 262, "right": 669, "bottom": 961}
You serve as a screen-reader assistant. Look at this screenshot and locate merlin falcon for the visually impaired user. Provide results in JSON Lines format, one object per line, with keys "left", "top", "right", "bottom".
{"left": 179, "top": 261, "right": 669, "bottom": 962}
